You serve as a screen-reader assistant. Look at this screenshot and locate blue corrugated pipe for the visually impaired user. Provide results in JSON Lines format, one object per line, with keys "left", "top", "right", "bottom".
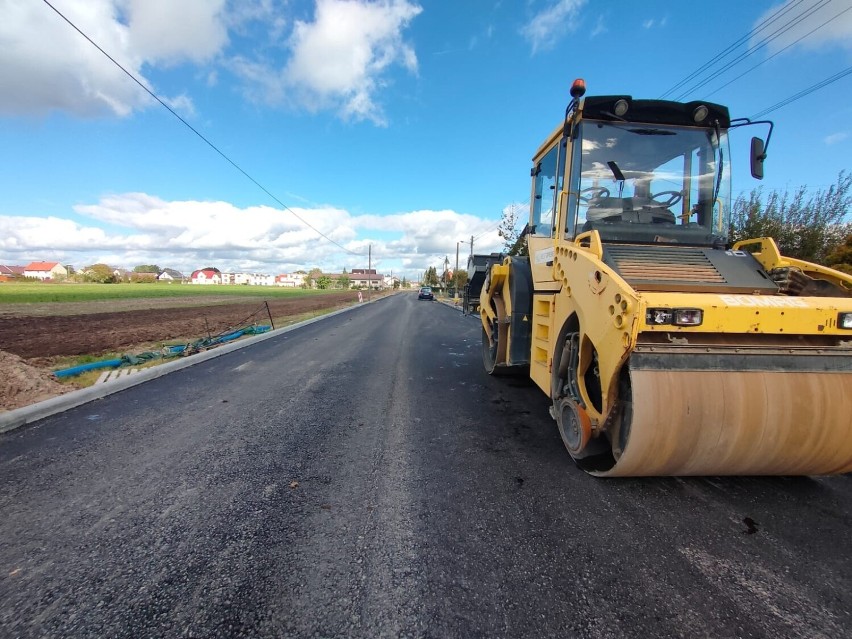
{"left": 53, "top": 359, "right": 123, "bottom": 378}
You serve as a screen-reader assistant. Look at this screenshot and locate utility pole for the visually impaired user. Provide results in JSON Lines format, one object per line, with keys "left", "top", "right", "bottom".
{"left": 368, "top": 244, "right": 372, "bottom": 302}
{"left": 455, "top": 242, "right": 460, "bottom": 300}
{"left": 470, "top": 235, "right": 474, "bottom": 258}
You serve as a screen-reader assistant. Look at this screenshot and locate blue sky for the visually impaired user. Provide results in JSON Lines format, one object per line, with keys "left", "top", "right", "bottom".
{"left": 1, "top": 0, "right": 851, "bottom": 280}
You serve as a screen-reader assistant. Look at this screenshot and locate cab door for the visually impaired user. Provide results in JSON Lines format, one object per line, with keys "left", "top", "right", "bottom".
{"left": 527, "top": 134, "right": 561, "bottom": 290}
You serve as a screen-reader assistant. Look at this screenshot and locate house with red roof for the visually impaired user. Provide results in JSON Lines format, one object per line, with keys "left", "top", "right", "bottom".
{"left": 190, "top": 268, "right": 222, "bottom": 285}
{"left": 23, "top": 261, "right": 68, "bottom": 281}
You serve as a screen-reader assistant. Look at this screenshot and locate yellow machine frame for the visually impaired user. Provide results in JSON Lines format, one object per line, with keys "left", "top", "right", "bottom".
{"left": 480, "top": 87, "right": 852, "bottom": 476}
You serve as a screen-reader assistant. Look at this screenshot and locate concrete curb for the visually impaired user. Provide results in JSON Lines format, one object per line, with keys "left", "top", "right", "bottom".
{"left": 0, "top": 300, "right": 373, "bottom": 435}
{"left": 437, "top": 298, "right": 464, "bottom": 312}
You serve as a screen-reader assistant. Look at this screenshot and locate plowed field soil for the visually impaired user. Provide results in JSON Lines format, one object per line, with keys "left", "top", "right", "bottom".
{"left": 0, "top": 291, "right": 372, "bottom": 412}
{"left": 0, "top": 292, "right": 361, "bottom": 359}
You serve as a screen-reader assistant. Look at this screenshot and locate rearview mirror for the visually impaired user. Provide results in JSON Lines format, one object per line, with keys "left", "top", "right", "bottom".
{"left": 750, "top": 137, "right": 765, "bottom": 180}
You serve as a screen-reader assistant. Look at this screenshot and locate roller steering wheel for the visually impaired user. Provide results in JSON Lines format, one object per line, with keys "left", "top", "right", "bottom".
{"left": 650, "top": 190, "right": 683, "bottom": 207}
{"left": 579, "top": 186, "right": 611, "bottom": 203}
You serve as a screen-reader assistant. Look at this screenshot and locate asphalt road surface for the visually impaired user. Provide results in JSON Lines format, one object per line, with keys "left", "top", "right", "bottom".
{"left": 1, "top": 293, "right": 851, "bottom": 638}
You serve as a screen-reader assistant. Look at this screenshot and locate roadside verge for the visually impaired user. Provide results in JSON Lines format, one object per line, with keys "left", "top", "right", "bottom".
{"left": 0, "top": 302, "right": 368, "bottom": 435}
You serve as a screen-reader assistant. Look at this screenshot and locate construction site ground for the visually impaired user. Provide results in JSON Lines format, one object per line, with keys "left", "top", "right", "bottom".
{"left": 0, "top": 291, "right": 368, "bottom": 412}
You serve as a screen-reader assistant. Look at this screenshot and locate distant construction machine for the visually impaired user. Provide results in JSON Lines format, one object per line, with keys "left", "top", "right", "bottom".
{"left": 479, "top": 79, "right": 852, "bottom": 477}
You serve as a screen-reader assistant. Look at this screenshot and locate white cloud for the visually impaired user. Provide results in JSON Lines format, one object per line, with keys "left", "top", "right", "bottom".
{"left": 122, "top": 0, "right": 228, "bottom": 65}
{"left": 0, "top": 193, "right": 503, "bottom": 279}
{"left": 229, "top": 0, "right": 423, "bottom": 124}
{"left": 230, "top": 0, "right": 422, "bottom": 126}
{"left": 0, "top": 0, "right": 422, "bottom": 125}
{"left": 751, "top": 0, "right": 852, "bottom": 55}
{"left": 642, "top": 16, "right": 667, "bottom": 30}
{"left": 590, "top": 15, "right": 607, "bottom": 38}
{"left": 282, "top": 0, "right": 422, "bottom": 124}
{"left": 0, "top": 0, "right": 228, "bottom": 117}
{"left": 0, "top": 0, "right": 143, "bottom": 117}
{"left": 824, "top": 131, "right": 849, "bottom": 145}
{"left": 520, "top": 0, "right": 587, "bottom": 54}
{"left": 354, "top": 209, "right": 499, "bottom": 256}
{"left": 163, "top": 94, "right": 196, "bottom": 117}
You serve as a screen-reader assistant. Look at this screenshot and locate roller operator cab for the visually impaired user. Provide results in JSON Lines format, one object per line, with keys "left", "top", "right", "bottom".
{"left": 480, "top": 79, "right": 852, "bottom": 477}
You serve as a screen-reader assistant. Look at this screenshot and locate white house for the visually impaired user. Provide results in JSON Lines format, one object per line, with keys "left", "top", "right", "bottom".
{"left": 276, "top": 272, "right": 306, "bottom": 287}
{"left": 190, "top": 268, "right": 221, "bottom": 284}
{"left": 247, "top": 273, "right": 274, "bottom": 286}
{"left": 350, "top": 269, "right": 384, "bottom": 289}
{"left": 157, "top": 268, "right": 184, "bottom": 282}
{"left": 23, "top": 261, "right": 68, "bottom": 280}
{"left": 222, "top": 272, "right": 276, "bottom": 286}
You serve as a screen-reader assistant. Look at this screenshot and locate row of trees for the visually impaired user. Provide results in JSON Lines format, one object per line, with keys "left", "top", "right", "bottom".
{"left": 301, "top": 267, "right": 411, "bottom": 290}
{"left": 729, "top": 171, "right": 851, "bottom": 273}
{"left": 421, "top": 266, "right": 469, "bottom": 291}
{"left": 76, "top": 263, "right": 163, "bottom": 284}
{"left": 303, "top": 268, "right": 349, "bottom": 290}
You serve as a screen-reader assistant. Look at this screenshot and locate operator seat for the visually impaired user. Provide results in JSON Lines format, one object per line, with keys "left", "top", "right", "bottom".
{"left": 586, "top": 196, "right": 625, "bottom": 221}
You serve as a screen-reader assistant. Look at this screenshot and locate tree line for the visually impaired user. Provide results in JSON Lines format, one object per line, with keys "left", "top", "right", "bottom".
{"left": 420, "top": 265, "right": 469, "bottom": 291}
{"left": 729, "top": 171, "right": 851, "bottom": 273}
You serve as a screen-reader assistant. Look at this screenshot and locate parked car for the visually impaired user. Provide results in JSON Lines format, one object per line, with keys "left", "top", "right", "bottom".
{"left": 418, "top": 286, "right": 434, "bottom": 300}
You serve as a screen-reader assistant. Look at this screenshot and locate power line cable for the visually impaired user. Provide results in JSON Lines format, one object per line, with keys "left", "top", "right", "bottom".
{"left": 473, "top": 224, "right": 500, "bottom": 241}
{"left": 706, "top": 4, "right": 852, "bottom": 97}
{"left": 41, "top": 0, "right": 364, "bottom": 257}
{"left": 659, "top": 0, "right": 810, "bottom": 99}
{"left": 750, "top": 64, "right": 852, "bottom": 118}
{"left": 672, "top": 0, "right": 832, "bottom": 101}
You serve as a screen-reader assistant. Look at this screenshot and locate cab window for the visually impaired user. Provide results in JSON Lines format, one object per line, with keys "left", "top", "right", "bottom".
{"left": 531, "top": 145, "right": 558, "bottom": 237}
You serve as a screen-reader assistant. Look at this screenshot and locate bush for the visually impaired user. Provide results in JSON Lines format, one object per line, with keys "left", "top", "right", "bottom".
{"left": 729, "top": 171, "right": 852, "bottom": 265}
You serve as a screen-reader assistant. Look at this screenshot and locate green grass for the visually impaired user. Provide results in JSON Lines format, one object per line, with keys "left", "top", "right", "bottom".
{"left": 0, "top": 281, "right": 339, "bottom": 304}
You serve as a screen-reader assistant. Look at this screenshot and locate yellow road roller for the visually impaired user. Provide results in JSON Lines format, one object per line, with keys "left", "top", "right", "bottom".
{"left": 480, "top": 79, "right": 852, "bottom": 476}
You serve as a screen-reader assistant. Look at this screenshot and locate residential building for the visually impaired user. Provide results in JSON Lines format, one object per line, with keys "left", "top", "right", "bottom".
{"left": 23, "top": 261, "right": 68, "bottom": 280}
{"left": 220, "top": 272, "right": 276, "bottom": 286}
{"left": 276, "top": 272, "right": 306, "bottom": 287}
{"left": 0, "top": 265, "right": 25, "bottom": 282}
{"left": 157, "top": 268, "right": 184, "bottom": 282}
{"left": 350, "top": 271, "right": 384, "bottom": 289}
{"left": 190, "top": 268, "right": 222, "bottom": 284}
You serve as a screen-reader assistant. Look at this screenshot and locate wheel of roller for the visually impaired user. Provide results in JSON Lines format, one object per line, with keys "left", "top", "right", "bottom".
{"left": 481, "top": 294, "right": 511, "bottom": 376}
{"left": 556, "top": 397, "right": 591, "bottom": 456}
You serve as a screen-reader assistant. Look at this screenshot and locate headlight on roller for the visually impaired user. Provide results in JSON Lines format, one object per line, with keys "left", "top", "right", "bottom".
{"left": 646, "top": 308, "right": 703, "bottom": 326}
{"left": 673, "top": 309, "right": 703, "bottom": 326}
{"left": 839, "top": 312, "right": 852, "bottom": 330}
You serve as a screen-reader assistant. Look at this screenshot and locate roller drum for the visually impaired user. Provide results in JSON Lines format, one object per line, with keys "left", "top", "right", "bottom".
{"left": 596, "top": 368, "right": 852, "bottom": 477}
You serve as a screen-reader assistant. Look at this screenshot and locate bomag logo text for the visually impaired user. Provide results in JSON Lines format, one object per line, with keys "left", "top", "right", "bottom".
{"left": 719, "top": 295, "right": 809, "bottom": 308}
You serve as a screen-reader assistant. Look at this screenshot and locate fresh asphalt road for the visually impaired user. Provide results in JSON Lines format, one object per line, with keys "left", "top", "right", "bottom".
{"left": 1, "top": 293, "right": 851, "bottom": 638}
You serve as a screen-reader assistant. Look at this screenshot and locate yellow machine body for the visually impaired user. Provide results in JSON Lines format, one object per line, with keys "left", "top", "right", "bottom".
{"left": 480, "top": 89, "right": 852, "bottom": 476}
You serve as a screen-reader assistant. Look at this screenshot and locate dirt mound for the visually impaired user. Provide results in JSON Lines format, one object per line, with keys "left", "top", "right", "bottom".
{"left": 0, "top": 350, "right": 73, "bottom": 413}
